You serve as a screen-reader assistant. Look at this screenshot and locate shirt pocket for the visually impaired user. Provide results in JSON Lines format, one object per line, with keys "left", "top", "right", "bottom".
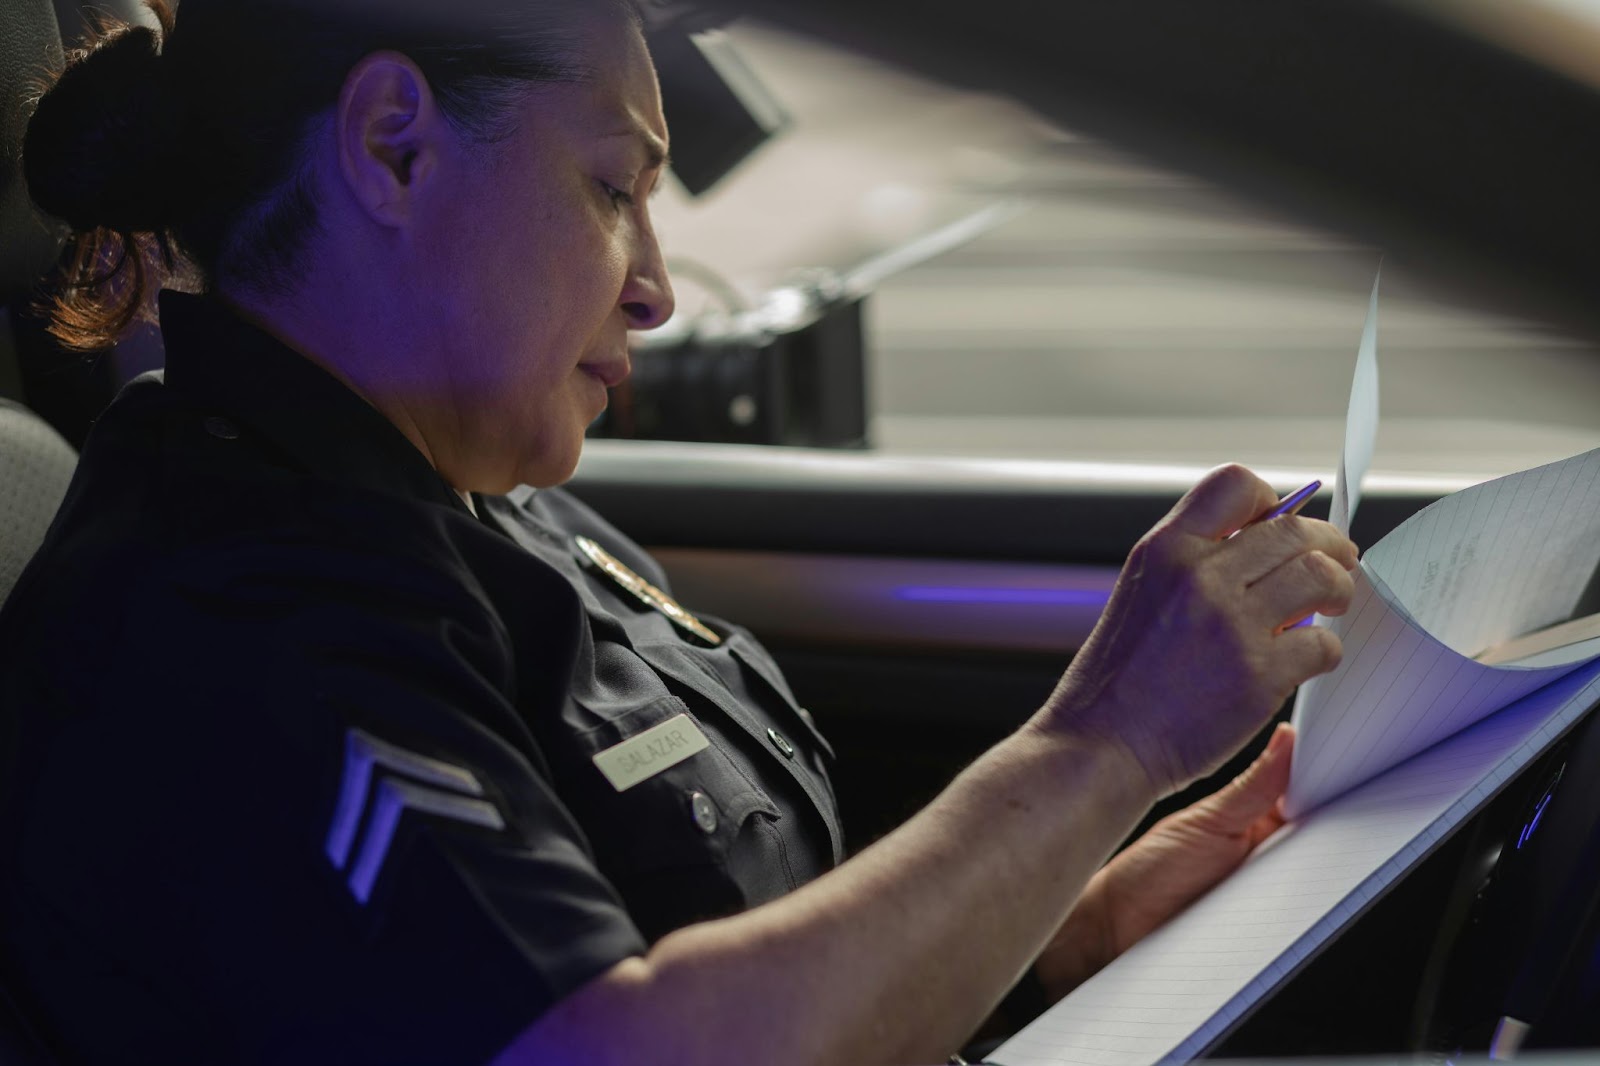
{"left": 718, "top": 627, "right": 838, "bottom": 763}
{"left": 554, "top": 693, "right": 785, "bottom": 942}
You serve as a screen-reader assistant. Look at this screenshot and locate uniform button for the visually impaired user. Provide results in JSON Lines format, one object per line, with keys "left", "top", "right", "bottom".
{"left": 203, "top": 416, "right": 239, "bottom": 440}
{"left": 767, "top": 728, "right": 795, "bottom": 760}
{"left": 689, "top": 791, "right": 718, "bottom": 834}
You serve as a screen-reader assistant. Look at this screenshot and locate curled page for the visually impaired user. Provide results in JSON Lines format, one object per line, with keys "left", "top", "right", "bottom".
{"left": 1285, "top": 447, "right": 1600, "bottom": 818}
{"left": 1330, "top": 267, "right": 1381, "bottom": 536}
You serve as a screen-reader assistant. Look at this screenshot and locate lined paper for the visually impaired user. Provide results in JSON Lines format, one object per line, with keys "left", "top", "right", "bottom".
{"left": 1286, "top": 447, "right": 1600, "bottom": 818}
{"left": 987, "top": 661, "right": 1600, "bottom": 1066}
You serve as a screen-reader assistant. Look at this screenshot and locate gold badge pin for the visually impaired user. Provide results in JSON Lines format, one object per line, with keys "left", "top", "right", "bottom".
{"left": 574, "top": 535, "right": 722, "bottom": 646}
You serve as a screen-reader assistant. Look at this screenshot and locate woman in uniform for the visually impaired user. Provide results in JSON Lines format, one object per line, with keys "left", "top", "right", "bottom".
{"left": 0, "top": 0, "right": 1358, "bottom": 1062}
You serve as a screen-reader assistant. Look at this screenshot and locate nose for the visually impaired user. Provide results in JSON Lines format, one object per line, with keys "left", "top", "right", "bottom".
{"left": 621, "top": 219, "right": 676, "bottom": 331}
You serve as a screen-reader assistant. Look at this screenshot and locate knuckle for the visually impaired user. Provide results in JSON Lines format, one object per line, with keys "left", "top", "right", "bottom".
{"left": 1300, "top": 520, "right": 1359, "bottom": 569}
{"left": 1200, "top": 463, "right": 1263, "bottom": 503}
{"left": 1227, "top": 465, "right": 1270, "bottom": 501}
{"left": 1298, "top": 548, "right": 1337, "bottom": 584}
{"left": 1283, "top": 515, "right": 1336, "bottom": 554}
{"left": 1133, "top": 523, "right": 1183, "bottom": 571}
{"left": 1210, "top": 462, "right": 1256, "bottom": 488}
{"left": 1123, "top": 534, "right": 1154, "bottom": 576}
{"left": 1314, "top": 627, "right": 1343, "bottom": 673}
{"left": 1276, "top": 514, "right": 1328, "bottom": 550}
{"left": 1255, "top": 515, "right": 1319, "bottom": 561}
{"left": 1332, "top": 563, "right": 1356, "bottom": 601}
{"left": 1256, "top": 514, "right": 1305, "bottom": 554}
{"left": 1284, "top": 514, "right": 1321, "bottom": 544}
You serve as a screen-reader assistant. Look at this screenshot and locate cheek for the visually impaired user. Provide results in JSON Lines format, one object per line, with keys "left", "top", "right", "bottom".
{"left": 555, "top": 198, "right": 632, "bottom": 300}
{"left": 596, "top": 238, "right": 628, "bottom": 291}
{"left": 526, "top": 210, "right": 625, "bottom": 327}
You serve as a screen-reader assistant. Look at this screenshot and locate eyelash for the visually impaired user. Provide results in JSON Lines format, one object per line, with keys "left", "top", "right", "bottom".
{"left": 599, "top": 180, "right": 636, "bottom": 210}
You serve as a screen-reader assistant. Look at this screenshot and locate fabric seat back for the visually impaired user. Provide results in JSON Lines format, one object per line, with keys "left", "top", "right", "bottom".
{"left": 0, "top": 398, "right": 75, "bottom": 608}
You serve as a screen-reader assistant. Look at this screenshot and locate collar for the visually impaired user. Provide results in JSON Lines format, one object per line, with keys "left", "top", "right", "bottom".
{"left": 157, "top": 289, "right": 471, "bottom": 515}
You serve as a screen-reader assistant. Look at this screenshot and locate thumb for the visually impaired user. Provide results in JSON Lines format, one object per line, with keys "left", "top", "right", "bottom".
{"left": 1168, "top": 464, "right": 1279, "bottom": 540}
{"left": 1198, "top": 723, "right": 1295, "bottom": 835}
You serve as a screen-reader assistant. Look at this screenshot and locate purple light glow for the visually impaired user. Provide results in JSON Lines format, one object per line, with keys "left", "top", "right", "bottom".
{"left": 895, "top": 586, "right": 1111, "bottom": 606}
{"left": 1516, "top": 792, "right": 1555, "bottom": 850}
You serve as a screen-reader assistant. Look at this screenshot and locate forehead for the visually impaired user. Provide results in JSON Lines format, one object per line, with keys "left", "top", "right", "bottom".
{"left": 562, "top": 16, "right": 668, "bottom": 146}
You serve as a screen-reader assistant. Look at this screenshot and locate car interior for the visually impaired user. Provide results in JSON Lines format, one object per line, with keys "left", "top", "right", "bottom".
{"left": 4, "top": 0, "right": 1600, "bottom": 1062}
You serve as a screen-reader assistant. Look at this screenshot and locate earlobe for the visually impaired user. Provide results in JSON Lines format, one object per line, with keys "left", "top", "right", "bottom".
{"left": 335, "top": 51, "right": 441, "bottom": 228}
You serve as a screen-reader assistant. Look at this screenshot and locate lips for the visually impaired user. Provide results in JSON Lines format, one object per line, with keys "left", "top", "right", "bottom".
{"left": 580, "top": 360, "right": 632, "bottom": 388}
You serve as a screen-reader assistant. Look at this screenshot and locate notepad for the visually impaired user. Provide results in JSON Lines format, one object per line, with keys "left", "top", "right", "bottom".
{"left": 1284, "top": 445, "right": 1600, "bottom": 819}
{"left": 986, "top": 662, "right": 1600, "bottom": 1066}
{"left": 987, "top": 274, "right": 1600, "bottom": 1066}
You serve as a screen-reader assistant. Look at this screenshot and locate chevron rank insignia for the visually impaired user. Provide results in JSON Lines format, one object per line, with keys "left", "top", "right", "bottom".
{"left": 325, "top": 729, "right": 506, "bottom": 904}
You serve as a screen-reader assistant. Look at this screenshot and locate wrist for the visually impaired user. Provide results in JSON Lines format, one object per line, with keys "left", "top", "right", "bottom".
{"left": 1023, "top": 695, "right": 1163, "bottom": 812}
{"left": 1034, "top": 870, "right": 1116, "bottom": 1000}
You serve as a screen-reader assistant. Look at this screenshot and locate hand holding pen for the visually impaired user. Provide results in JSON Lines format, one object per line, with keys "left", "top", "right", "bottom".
{"left": 1232, "top": 479, "right": 1328, "bottom": 629}
{"left": 1047, "top": 465, "right": 1357, "bottom": 793}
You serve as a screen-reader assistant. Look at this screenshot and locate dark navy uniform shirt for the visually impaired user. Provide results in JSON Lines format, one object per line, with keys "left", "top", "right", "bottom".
{"left": 0, "top": 292, "right": 842, "bottom": 1065}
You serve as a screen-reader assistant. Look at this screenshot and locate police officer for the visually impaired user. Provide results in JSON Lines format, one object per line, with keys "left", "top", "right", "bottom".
{"left": 0, "top": 1, "right": 1359, "bottom": 1063}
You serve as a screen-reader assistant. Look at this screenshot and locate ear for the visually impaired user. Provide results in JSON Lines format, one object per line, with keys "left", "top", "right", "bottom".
{"left": 334, "top": 51, "right": 448, "bottom": 228}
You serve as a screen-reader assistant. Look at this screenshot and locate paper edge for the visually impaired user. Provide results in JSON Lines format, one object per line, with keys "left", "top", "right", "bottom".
{"left": 1167, "top": 666, "right": 1600, "bottom": 1064}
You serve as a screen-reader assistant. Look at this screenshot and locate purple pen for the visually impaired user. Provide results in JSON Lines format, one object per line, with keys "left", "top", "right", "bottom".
{"left": 1229, "top": 479, "right": 1322, "bottom": 539}
{"left": 1258, "top": 479, "right": 1322, "bottom": 524}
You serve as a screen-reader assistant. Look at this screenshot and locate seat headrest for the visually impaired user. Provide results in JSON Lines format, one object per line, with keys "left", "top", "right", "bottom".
{"left": 0, "top": 0, "right": 65, "bottom": 304}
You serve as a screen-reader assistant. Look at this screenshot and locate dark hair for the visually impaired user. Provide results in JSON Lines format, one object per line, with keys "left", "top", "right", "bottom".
{"left": 22, "top": 0, "right": 640, "bottom": 350}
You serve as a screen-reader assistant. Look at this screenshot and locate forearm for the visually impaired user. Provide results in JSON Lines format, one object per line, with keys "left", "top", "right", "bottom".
{"left": 1035, "top": 721, "right": 1300, "bottom": 1004}
{"left": 500, "top": 465, "right": 1359, "bottom": 1066}
{"left": 501, "top": 713, "right": 1157, "bottom": 1066}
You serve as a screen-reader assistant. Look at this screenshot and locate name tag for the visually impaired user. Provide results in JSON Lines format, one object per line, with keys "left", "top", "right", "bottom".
{"left": 591, "top": 713, "right": 711, "bottom": 792}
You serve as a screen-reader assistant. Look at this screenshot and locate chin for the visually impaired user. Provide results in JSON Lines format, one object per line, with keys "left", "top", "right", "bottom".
{"left": 520, "top": 440, "right": 585, "bottom": 491}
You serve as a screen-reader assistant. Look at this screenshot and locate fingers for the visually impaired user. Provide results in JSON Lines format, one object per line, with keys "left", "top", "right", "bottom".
{"left": 1054, "top": 463, "right": 1351, "bottom": 793}
{"left": 1166, "top": 464, "right": 1279, "bottom": 540}
{"left": 1270, "top": 618, "right": 1344, "bottom": 687}
{"left": 1247, "top": 545, "right": 1357, "bottom": 629}
{"left": 1229, "top": 514, "right": 1359, "bottom": 586}
{"left": 1199, "top": 724, "right": 1295, "bottom": 836}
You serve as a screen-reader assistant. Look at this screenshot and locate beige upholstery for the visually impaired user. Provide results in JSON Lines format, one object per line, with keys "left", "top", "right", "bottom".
{"left": 0, "top": 397, "right": 75, "bottom": 608}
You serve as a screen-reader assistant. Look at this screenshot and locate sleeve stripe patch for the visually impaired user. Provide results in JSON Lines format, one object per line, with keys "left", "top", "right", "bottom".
{"left": 346, "top": 778, "right": 505, "bottom": 904}
{"left": 325, "top": 728, "right": 504, "bottom": 903}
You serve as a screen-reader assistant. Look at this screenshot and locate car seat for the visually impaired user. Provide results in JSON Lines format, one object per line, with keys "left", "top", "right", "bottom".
{"left": 1, "top": 0, "right": 86, "bottom": 611}
{"left": 1, "top": 0, "right": 74, "bottom": 1061}
{"left": 0, "top": 399, "right": 75, "bottom": 608}
{"left": 1, "top": 0, "right": 78, "bottom": 608}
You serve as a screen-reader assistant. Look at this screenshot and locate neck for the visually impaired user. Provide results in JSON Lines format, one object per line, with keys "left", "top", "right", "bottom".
{"left": 215, "top": 287, "right": 488, "bottom": 498}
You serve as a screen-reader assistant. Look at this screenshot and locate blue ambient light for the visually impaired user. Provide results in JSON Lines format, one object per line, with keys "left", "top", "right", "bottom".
{"left": 895, "top": 587, "right": 1112, "bottom": 606}
{"left": 1516, "top": 792, "right": 1555, "bottom": 850}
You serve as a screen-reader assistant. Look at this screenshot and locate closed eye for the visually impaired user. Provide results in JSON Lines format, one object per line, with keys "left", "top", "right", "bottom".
{"left": 598, "top": 180, "right": 636, "bottom": 210}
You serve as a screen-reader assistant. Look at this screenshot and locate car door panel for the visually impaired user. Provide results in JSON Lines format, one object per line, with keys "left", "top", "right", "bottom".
{"left": 568, "top": 440, "right": 1451, "bottom": 849}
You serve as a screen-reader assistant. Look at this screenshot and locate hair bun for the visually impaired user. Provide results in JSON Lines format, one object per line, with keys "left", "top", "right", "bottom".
{"left": 22, "top": 25, "right": 188, "bottom": 233}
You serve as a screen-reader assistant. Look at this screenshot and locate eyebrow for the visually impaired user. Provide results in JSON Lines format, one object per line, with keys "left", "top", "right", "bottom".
{"left": 610, "top": 121, "right": 671, "bottom": 171}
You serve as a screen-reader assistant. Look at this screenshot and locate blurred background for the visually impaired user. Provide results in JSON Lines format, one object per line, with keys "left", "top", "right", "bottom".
{"left": 616, "top": 9, "right": 1600, "bottom": 481}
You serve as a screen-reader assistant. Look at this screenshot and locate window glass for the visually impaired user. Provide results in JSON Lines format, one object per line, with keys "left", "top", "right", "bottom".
{"left": 647, "top": 23, "right": 1600, "bottom": 481}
